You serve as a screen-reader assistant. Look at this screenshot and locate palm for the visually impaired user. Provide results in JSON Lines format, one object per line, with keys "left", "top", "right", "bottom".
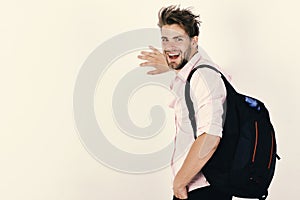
{"left": 138, "top": 46, "right": 170, "bottom": 75}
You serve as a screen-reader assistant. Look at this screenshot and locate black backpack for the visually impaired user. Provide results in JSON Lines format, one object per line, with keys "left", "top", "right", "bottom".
{"left": 185, "top": 65, "right": 280, "bottom": 200}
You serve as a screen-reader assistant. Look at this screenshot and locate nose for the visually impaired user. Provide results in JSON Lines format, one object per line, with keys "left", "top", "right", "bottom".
{"left": 162, "top": 40, "right": 177, "bottom": 51}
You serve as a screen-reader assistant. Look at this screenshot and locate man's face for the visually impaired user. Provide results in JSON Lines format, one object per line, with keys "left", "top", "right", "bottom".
{"left": 161, "top": 24, "right": 197, "bottom": 70}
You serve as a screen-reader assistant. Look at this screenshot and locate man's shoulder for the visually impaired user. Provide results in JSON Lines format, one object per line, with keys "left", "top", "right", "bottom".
{"left": 190, "top": 65, "right": 222, "bottom": 84}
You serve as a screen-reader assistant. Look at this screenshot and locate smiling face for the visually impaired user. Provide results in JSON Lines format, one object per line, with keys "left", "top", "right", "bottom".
{"left": 161, "top": 24, "right": 198, "bottom": 71}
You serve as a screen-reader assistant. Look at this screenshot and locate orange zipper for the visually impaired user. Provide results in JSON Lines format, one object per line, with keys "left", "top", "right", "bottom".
{"left": 252, "top": 121, "right": 259, "bottom": 162}
{"left": 268, "top": 131, "right": 274, "bottom": 169}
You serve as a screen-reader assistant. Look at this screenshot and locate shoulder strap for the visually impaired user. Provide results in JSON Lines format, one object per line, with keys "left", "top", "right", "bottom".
{"left": 185, "top": 67, "right": 199, "bottom": 139}
{"left": 185, "top": 64, "right": 235, "bottom": 139}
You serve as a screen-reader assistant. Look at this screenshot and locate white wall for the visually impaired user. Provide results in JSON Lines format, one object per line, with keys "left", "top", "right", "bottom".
{"left": 1, "top": 0, "right": 299, "bottom": 199}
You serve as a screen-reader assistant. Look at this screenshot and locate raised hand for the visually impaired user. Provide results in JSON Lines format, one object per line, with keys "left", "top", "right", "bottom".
{"left": 137, "top": 46, "right": 171, "bottom": 75}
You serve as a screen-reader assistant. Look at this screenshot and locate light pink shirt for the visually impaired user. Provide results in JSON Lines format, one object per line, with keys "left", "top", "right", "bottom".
{"left": 169, "top": 50, "right": 228, "bottom": 192}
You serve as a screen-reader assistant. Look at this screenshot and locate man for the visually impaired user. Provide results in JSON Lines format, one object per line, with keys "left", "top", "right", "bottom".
{"left": 138, "top": 6, "right": 232, "bottom": 200}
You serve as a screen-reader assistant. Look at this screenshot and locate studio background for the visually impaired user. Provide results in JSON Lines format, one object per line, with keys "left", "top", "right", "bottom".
{"left": 1, "top": 0, "right": 299, "bottom": 199}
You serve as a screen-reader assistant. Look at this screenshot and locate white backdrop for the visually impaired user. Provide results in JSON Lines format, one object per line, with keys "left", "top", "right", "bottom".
{"left": 1, "top": 0, "right": 299, "bottom": 199}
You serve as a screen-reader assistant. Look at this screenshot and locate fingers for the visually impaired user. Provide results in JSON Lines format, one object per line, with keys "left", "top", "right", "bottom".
{"left": 138, "top": 50, "right": 163, "bottom": 60}
{"left": 139, "top": 50, "right": 155, "bottom": 57}
{"left": 138, "top": 46, "right": 163, "bottom": 58}
{"left": 137, "top": 46, "right": 170, "bottom": 75}
{"left": 173, "top": 185, "right": 188, "bottom": 199}
{"left": 137, "top": 52, "right": 162, "bottom": 65}
{"left": 175, "top": 193, "right": 188, "bottom": 199}
{"left": 176, "top": 192, "right": 188, "bottom": 199}
{"left": 149, "top": 45, "right": 162, "bottom": 54}
{"left": 137, "top": 54, "right": 147, "bottom": 61}
{"left": 139, "top": 61, "right": 153, "bottom": 67}
{"left": 147, "top": 70, "right": 161, "bottom": 75}
{"left": 137, "top": 54, "right": 155, "bottom": 62}
{"left": 137, "top": 53, "right": 156, "bottom": 64}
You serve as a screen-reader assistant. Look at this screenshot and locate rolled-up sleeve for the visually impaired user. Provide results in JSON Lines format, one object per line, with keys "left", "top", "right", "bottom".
{"left": 189, "top": 68, "right": 227, "bottom": 138}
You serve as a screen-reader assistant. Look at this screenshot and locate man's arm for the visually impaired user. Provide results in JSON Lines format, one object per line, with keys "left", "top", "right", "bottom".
{"left": 137, "top": 46, "right": 170, "bottom": 75}
{"left": 173, "top": 133, "right": 220, "bottom": 199}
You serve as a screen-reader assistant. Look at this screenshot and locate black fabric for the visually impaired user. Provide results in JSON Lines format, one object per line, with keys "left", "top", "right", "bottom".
{"left": 185, "top": 65, "right": 280, "bottom": 199}
{"left": 172, "top": 186, "right": 233, "bottom": 200}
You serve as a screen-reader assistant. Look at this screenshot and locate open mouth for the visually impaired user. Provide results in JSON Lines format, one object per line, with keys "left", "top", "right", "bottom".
{"left": 166, "top": 52, "right": 180, "bottom": 60}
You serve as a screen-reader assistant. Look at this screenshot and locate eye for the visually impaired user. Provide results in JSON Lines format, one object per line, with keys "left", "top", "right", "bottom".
{"left": 161, "top": 37, "right": 168, "bottom": 42}
{"left": 175, "top": 37, "right": 183, "bottom": 42}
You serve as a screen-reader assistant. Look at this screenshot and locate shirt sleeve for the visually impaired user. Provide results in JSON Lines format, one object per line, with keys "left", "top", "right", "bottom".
{"left": 189, "top": 67, "right": 227, "bottom": 137}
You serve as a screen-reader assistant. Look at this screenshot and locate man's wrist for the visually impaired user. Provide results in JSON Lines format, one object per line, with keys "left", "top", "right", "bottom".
{"left": 173, "top": 174, "right": 188, "bottom": 189}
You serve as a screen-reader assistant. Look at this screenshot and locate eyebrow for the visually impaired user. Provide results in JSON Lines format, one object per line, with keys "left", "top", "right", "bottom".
{"left": 161, "top": 35, "right": 185, "bottom": 40}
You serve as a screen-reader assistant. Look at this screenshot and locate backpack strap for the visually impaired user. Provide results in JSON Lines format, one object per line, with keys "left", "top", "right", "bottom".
{"left": 185, "top": 67, "right": 198, "bottom": 139}
{"left": 185, "top": 64, "right": 235, "bottom": 139}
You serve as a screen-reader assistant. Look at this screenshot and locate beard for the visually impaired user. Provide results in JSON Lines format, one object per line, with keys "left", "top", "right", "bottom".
{"left": 169, "top": 58, "right": 188, "bottom": 70}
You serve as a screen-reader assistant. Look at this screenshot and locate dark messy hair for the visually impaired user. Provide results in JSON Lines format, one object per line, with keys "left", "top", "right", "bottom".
{"left": 157, "top": 5, "right": 201, "bottom": 38}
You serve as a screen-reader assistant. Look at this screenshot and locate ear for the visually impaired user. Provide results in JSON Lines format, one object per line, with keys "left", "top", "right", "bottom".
{"left": 191, "top": 36, "right": 198, "bottom": 48}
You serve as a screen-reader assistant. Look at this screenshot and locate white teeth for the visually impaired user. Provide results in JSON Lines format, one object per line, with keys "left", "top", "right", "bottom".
{"left": 168, "top": 53, "right": 179, "bottom": 56}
